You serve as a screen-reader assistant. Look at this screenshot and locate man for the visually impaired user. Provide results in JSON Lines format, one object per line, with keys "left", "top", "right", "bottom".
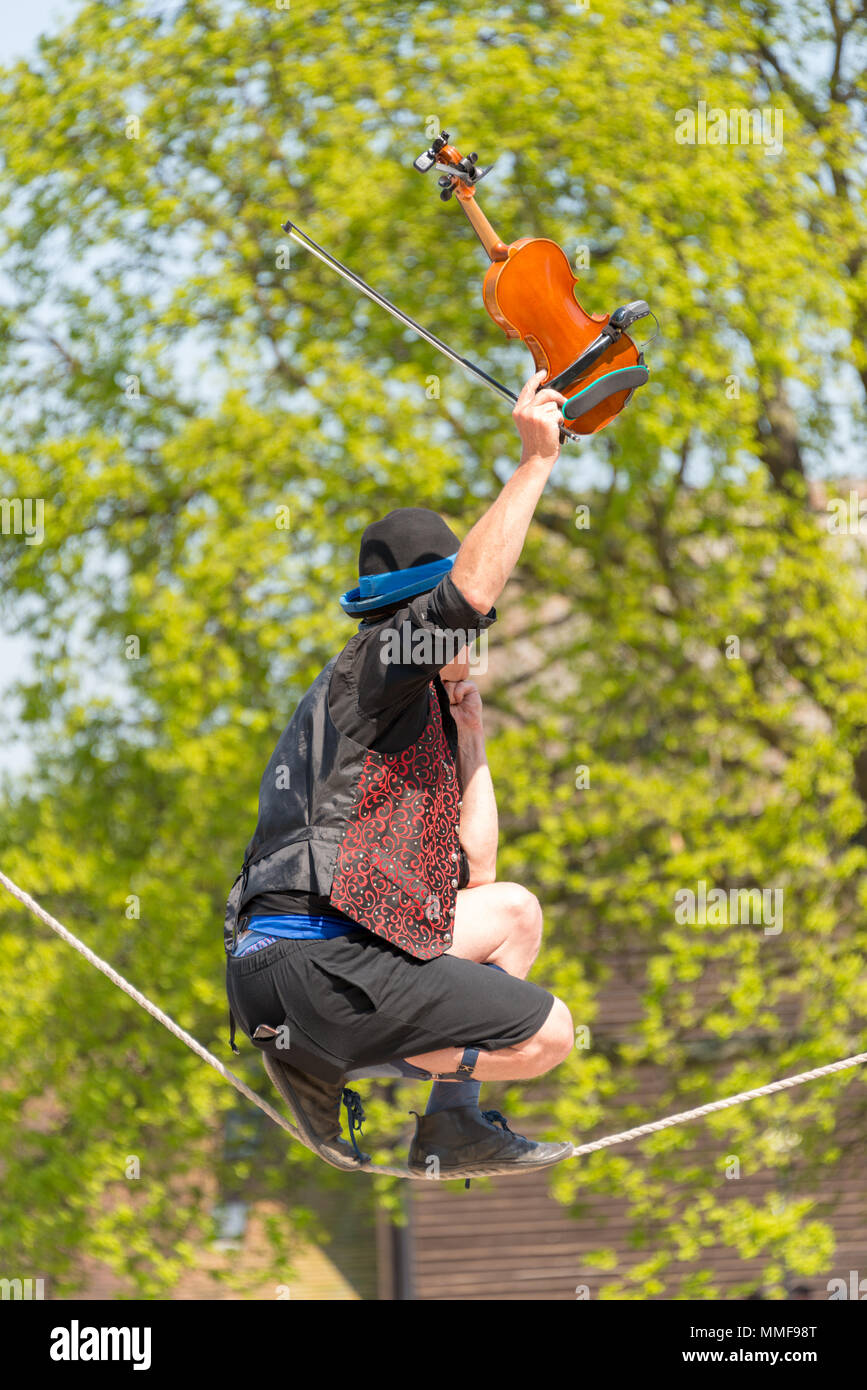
{"left": 224, "top": 370, "right": 575, "bottom": 1179}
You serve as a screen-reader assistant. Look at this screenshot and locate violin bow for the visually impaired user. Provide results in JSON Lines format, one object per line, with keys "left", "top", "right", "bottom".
{"left": 281, "top": 219, "right": 520, "bottom": 412}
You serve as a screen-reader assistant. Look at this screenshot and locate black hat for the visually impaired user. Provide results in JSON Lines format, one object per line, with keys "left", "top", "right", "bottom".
{"left": 339, "top": 507, "right": 461, "bottom": 617}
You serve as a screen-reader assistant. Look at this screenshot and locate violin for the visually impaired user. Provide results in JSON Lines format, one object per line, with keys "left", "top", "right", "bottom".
{"left": 413, "top": 132, "right": 651, "bottom": 436}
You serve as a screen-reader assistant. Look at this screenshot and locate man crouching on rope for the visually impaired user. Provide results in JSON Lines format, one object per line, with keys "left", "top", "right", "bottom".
{"left": 223, "top": 369, "right": 575, "bottom": 1179}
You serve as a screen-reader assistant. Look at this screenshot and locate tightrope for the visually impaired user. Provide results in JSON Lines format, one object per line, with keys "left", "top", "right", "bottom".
{"left": 3, "top": 869, "right": 866, "bottom": 1174}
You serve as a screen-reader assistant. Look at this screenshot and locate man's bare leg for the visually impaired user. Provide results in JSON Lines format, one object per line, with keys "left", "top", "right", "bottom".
{"left": 404, "top": 1007, "right": 573, "bottom": 1082}
{"left": 403, "top": 880, "right": 574, "bottom": 1174}
{"left": 445, "top": 880, "right": 545, "bottom": 977}
{"left": 404, "top": 880, "right": 573, "bottom": 1081}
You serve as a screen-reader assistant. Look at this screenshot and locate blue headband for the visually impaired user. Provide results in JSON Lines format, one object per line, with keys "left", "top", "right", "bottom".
{"left": 339, "top": 551, "right": 459, "bottom": 616}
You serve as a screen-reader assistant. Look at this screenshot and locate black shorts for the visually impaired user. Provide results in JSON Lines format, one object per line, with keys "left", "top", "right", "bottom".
{"left": 226, "top": 930, "right": 555, "bottom": 1082}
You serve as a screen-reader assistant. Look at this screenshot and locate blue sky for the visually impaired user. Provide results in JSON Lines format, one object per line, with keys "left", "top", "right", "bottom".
{"left": 1, "top": 1, "right": 78, "bottom": 774}
{"left": 3, "top": 0, "right": 77, "bottom": 62}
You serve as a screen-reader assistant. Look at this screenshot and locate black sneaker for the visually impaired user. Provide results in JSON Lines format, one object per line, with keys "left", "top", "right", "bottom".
{"left": 407, "top": 1105, "right": 573, "bottom": 1178}
{"left": 262, "top": 1054, "right": 370, "bottom": 1171}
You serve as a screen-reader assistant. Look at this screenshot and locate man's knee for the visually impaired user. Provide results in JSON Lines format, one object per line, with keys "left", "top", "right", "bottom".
{"left": 540, "top": 997, "right": 574, "bottom": 1064}
{"left": 501, "top": 882, "right": 544, "bottom": 951}
{"left": 517, "top": 997, "right": 574, "bottom": 1074}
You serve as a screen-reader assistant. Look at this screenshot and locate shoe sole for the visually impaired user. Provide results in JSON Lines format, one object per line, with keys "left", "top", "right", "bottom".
{"left": 406, "top": 1141, "right": 574, "bottom": 1179}
{"left": 262, "top": 1054, "right": 371, "bottom": 1172}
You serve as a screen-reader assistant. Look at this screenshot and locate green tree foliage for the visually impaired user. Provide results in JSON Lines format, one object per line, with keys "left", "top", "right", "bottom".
{"left": 1, "top": 0, "right": 866, "bottom": 1296}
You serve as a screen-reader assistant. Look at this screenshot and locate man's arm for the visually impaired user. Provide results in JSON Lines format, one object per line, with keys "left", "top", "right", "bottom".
{"left": 451, "top": 370, "right": 565, "bottom": 614}
{"left": 444, "top": 679, "right": 497, "bottom": 887}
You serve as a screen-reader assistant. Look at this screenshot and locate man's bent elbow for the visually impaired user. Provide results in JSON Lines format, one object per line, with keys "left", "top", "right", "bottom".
{"left": 465, "top": 858, "right": 497, "bottom": 889}
{"left": 450, "top": 568, "right": 499, "bottom": 615}
{"left": 466, "top": 871, "right": 497, "bottom": 890}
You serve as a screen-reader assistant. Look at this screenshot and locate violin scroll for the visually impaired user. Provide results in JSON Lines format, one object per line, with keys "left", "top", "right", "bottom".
{"left": 413, "top": 131, "right": 495, "bottom": 199}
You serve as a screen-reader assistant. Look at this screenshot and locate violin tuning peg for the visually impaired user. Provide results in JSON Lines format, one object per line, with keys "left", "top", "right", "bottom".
{"left": 439, "top": 187, "right": 454, "bottom": 201}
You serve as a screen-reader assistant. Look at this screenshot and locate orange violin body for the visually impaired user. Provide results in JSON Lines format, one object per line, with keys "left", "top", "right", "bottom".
{"left": 414, "top": 133, "right": 650, "bottom": 437}
{"left": 482, "top": 237, "right": 642, "bottom": 435}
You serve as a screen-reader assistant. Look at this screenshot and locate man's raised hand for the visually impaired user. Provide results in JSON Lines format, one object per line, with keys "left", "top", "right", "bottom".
{"left": 442, "top": 679, "right": 484, "bottom": 736}
{"left": 512, "top": 368, "right": 567, "bottom": 467}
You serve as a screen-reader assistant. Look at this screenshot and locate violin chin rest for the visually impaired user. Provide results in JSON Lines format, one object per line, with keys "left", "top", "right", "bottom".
{"left": 561, "top": 365, "right": 649, "bottom": 424}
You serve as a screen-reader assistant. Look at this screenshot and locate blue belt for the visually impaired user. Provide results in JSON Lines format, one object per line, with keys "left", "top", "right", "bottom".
{"left": 233, "top": 912, "right": 361, "bottom": 957}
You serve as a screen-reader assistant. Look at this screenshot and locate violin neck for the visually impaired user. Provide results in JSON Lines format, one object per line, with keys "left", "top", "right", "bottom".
{"left": 457, "top": 192, "right": 509, "bottom": 263}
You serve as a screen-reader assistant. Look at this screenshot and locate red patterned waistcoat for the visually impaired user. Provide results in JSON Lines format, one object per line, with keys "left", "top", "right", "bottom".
{"left": 329, "top": 686, "right": 462, "bottom": 958}
{"left": 224, "top": 655, "right": 463, "bottom": 960}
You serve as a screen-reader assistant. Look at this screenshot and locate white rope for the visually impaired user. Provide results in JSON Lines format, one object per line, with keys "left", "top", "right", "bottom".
{"left": 2, "top": 870, "right": 866, "bottom": 1173}
{"left": 0, "top": 869, "right": 415, "bottom": 1177}
{"left": 0, "top": 874, "right": 297, "bottom": 1135}
{"left": 570, "top": 1049, "right": 867, "bottom": 1156}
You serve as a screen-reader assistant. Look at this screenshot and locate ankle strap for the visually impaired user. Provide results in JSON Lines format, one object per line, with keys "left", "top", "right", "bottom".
{"left": 432, "top": 1046, "right": 480, "bottom": 1081}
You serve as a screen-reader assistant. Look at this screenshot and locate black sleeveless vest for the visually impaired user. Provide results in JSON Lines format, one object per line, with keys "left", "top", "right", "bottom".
{"left": 224, "top": 656, "right": 463, "bottom": 961}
